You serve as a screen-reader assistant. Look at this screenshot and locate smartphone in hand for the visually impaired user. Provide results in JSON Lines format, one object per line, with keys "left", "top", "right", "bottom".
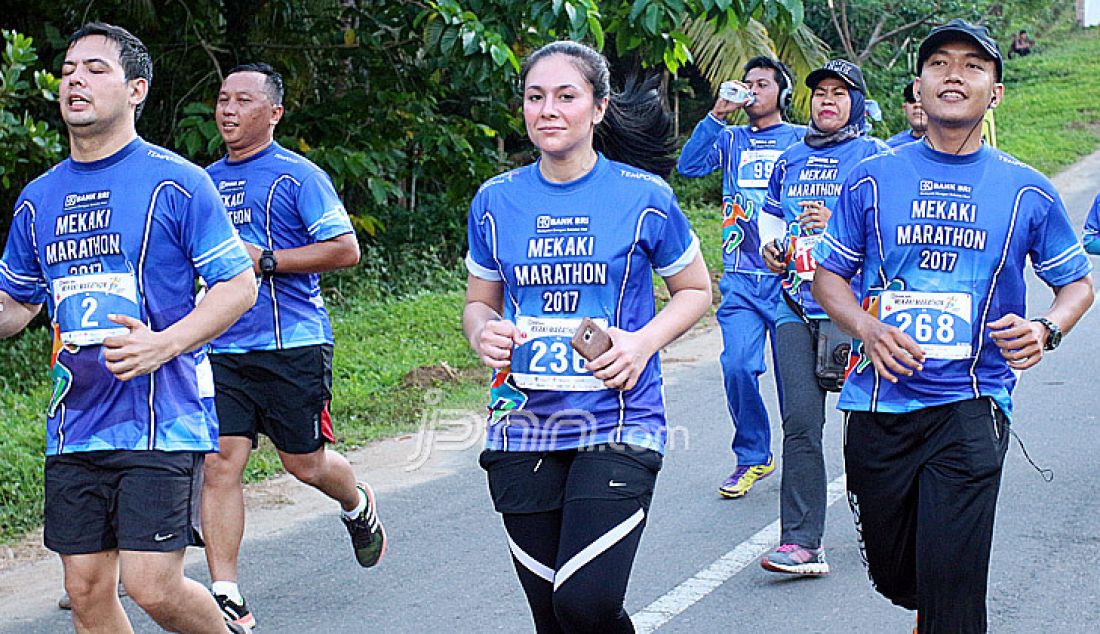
{"left": 570, "top": 317, "right": 613, "bottom": 362}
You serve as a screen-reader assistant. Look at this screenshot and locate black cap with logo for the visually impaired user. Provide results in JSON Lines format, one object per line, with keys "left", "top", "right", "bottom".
{"left": 805, "top": 59, "right": 867, "bottom": 94}
{"left": 917, "top": 19, "right": 1003, "bottom": 81}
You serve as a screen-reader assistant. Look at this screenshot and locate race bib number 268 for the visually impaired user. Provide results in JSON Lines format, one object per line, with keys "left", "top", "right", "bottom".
{"left": 879, "top": 291, "right": 972, "bottom": 360}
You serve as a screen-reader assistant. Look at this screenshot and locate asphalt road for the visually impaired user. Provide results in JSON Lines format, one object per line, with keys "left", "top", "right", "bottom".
{"left": 3, "top": 149, "right": 1100, "bottom": 633}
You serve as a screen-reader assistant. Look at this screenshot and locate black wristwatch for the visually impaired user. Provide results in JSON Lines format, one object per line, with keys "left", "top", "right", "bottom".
{"left": 259, "top": 249, "right": 278, "bottom": 279}
{"left": 1031, "top": 317, "right": 1062, "bottom": 351}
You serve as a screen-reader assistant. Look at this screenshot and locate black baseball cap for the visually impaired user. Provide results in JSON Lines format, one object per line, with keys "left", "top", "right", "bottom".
{"left": 917, "top": 19, "right": 1003, "bottom": 81}
{"left": 805, "top": 59, "right": 867, "bottom": 94}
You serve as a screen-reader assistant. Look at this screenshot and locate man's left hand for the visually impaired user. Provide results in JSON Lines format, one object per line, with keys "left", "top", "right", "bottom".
{"left": 988, "top": 313, "right": 1046, "bottom": 370}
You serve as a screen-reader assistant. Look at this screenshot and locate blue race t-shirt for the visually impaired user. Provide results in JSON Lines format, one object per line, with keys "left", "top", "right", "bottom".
{"left": 1082, "top": 192, "right": 1100, "bottom": 255}
{"left": 885, "top": 129, "right": 922, "bottom": 148}
{"left": 207, "top": 142, "right": 354, "bottom": 353}
{"left": 763, "top": 135, "right": 888, "bottom": 324}
{"left": 466, "top": 155, "right": 700, "bottom": 454}
{"left": 815, "top": 141, "right": 1091, "bottom": 417}
{"left": 677, "top": 114, "right": 804, "bottom": 274}
{"left": 0, "top": 137, "right": 252, "bottom": 455}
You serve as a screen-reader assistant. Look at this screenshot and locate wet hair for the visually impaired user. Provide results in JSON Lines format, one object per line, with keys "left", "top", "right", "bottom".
{"left": 68, "top": 22, "right": 152, "bottom": 119}
{"left": 227, "top": 63, "right": 285, "bottom": 105}
{"left": 903, "top": 80, "right": 917, "bottom": 104}
{"left": 742, "top": 56, "right": 794, "bottom": 113}
{"left": 520, "top": 41, "right": 676, "bottom": 178}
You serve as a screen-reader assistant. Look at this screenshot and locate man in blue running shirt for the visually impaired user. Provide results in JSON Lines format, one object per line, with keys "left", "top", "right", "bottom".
{"left": 0, "top": 23, "right": 256, "bottom": 633}
{"left": 813, "top": 20, "right": 1093, "bottom": 632}
{"left": 885, "top": 81, "right": 927, "bottom": 148}
{"left": 677, "top": 57, "right": 805, "bottom": 498}
{"left": 201, "top": 63, "right": 385, "bottom": 630}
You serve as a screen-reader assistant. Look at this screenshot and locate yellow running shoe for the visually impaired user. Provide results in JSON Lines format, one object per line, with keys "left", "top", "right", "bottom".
{"left": 718, "top": 454, "right": 775, "bottom": 498}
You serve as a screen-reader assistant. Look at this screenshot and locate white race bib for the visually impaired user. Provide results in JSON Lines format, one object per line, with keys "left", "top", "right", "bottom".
{"left": 879, "top": 291, "right": 973, "bottom": 360}
{"left": 736, "top": 149, "right": 783, "bottom": 188}
{"left": 510, "top": 316, "right": 608, "bottom": 391}
{"left": 53, "top": 272, "right": 141, "bottom": 346}
{"left": 792, "top": 233, "right": 824, "bottom": 280}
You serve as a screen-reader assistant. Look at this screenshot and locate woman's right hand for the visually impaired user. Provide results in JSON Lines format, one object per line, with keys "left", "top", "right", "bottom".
{"left": 474, "top": 319, "right": 525, "bottom": 369}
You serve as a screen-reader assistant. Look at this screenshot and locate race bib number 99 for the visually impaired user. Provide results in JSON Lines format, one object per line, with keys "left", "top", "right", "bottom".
{"left": 736, "top": 149, "right": 782, "bottom": 189}
{"left": 879, "top": 291, "right": 972, "bottom": 360}
{"left": 53, "top": 273, "right": 141, "bottom": 346}
{"left": 510, "top": 316, "right": 608, "bottom": 391}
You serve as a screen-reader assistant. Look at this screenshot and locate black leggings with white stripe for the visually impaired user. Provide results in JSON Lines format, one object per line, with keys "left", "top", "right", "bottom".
{"left": 481, "top": 445, "right": 661, "bottom": 633}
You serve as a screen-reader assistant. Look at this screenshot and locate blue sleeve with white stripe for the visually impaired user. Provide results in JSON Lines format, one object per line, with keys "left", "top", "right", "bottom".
{"left": 645, "top": 193, "right": 700, "bottom": 277}
{"left": 0, "top": 197, "right": 47, "bottom": 305}
{"left": 1030, "top": 191, "right": 1091, "bottom": 287}
{"left": 1083, "top": 192, "right": 1100, "bottom": 255}
{"left": 465, "top": 190, "right": 501, "bottom": 281}
{"left": 184, "top": 175, "right": 252, "bottom": 284}
{"left": 762, "top": 156, "right": 787, "bottom": 219}
{"left": 676, "top": 114, "right": 724, "bottom": 178}
{"left": 814, "top": 171, "right": 869, "bottom": 280}
{"left": 297, "top": 172, "right": 354, "bottom": 241}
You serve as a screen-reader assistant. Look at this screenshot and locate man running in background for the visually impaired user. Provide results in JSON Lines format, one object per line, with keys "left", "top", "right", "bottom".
{"left": 0, "top": 22, "right": 256, "bottom": 633}
{"left": 813, "top": 19, "right": 1092, "bottom": 632}
{"left": 201, "top": 62, "right": 385, "bottom": 630}
{"left": 677, "top": 57, "right": 804, "bottom": 499}
{"left": 885, "top": 81, "right": 927, "bottom": 148}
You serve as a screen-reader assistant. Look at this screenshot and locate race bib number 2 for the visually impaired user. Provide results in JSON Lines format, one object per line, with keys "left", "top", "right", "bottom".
{"left": 510, "top": 316, "right": 607, "bottom": 391}
{"left": 53, "top": 273, "right": 141, "bottom": 346}
{"left": 879, "top": 291, "right": 972, "bottom": 360}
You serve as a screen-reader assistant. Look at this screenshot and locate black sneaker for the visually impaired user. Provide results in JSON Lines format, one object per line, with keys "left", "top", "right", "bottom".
{"left": 214, "top": 592, "right": 256, "bottom": 630}
{"left": 341, "top": 482, "right": 387, "bottom": 567}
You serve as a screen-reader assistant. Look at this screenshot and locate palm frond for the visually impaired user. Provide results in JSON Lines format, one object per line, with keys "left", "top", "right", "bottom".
{"left": 685, "top": 17, "right": 830, "bottom": 122}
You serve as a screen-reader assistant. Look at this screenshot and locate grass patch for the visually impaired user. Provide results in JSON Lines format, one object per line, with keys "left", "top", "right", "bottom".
{"left": 996, "top": 26, "right": 1100, "bottom": 176}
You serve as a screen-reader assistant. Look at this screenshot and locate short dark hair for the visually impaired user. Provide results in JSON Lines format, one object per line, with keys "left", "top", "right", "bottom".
{"left": 226, "top": 63, "right": 284, "bottom": 105}
{"left": 743, "top": 56, "right": 794, "bottom": 110}
{"left": 68, "top": 22, "right": 152, "bottom": 119}
{"left": 903, "top": 80, "right": 917, "bottom": 103}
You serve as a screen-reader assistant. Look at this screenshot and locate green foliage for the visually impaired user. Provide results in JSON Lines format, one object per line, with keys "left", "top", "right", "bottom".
{"left": 0, "top": 30, "right": 63, "bottom": 204}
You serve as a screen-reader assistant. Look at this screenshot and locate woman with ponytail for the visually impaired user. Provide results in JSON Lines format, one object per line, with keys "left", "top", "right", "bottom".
{"left": 757, "top": 59, "right": 889, "bottom": 577}
{"left": 462, "top": 41, "right": 710, "bottom": 632}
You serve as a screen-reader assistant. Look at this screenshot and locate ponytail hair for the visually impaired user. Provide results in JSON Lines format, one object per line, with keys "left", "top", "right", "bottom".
{"left": 521, "top": 41, "right": 676, "bottom": 179}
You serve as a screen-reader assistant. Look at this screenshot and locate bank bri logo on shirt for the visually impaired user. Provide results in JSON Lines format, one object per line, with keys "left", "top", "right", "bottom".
{"left": 536, "top": 215, "right": 590, "bottom": 234}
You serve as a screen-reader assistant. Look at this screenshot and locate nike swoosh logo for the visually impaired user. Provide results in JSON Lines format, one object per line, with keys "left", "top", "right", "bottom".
{"left": 608, "top": 480, "right": 627, "bottom": 488}
{"left": 153, "top": 533, "right": 175, "bottom": 542}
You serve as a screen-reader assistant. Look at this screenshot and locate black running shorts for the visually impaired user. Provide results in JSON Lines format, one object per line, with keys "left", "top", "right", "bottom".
{"left": 210, "top": 344, "right": 335, "bottom": 454}
{"left": 480, "top": 443, "right": 662, "bottom": 515}
{"left": 44, "top": 450, "right": 204, "bottom": 554}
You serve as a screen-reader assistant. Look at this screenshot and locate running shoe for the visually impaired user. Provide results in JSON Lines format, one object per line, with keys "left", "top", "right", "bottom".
{"left": 226, "top": 622, "right": 249, "bottom": 634}
{"left": 760, "top": 543, "right": 830, "bottom": 575}
{"left": 214, "top": 593, "right": 256, "bottom": 630}
{"left": 342, "top": 482, "right": 388, "bottom": 568}
{"left": 718, "top": 454, "right": 775, "bottom": 499}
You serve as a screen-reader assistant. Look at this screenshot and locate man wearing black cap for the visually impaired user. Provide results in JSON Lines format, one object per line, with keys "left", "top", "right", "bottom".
{"left": 811, "top": 19, "right": 1093, "bottom": 632}
{"left": 885, "top": 81, "right": 926, "bottom": 148}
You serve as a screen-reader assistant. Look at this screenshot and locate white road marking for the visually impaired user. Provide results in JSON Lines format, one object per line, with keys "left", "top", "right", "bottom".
{"left": 632, "top": 474, "right": 848, "bottom": 633}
